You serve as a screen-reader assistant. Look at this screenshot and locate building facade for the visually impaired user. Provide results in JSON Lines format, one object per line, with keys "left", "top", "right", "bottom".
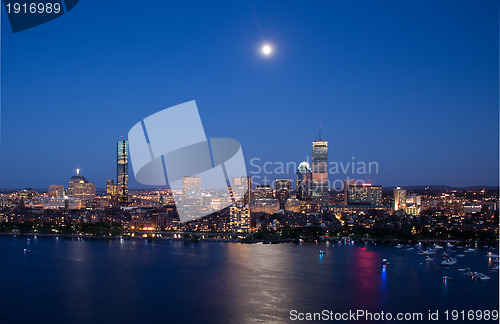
{"left": 229, "top": 204, "right": 251, "bottom": 232}
{"left": 312, "top": 139, "right": 328, "bottom": 206}
{"left": 67, "top": 170, "right": 96, "bottom": 201}
{"left": 296, "top": 161, "right": 312, "bottom": 201}
{"left": 117, "top": 140, "right": 129, "bottom": 205}
{"left": 48, "top": 184, "right": 64, "bottom": 198}
{"left": 275, "top": 178, "right": 291, "bottom": 209}
{"left": 344, "top": 180, "right": 382, "bottom": 206}
{"left": 394, "top": 187, "right": 407, "bottom": 211}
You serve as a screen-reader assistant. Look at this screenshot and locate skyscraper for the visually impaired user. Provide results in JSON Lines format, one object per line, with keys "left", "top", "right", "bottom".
{"left": 296, "top": 161, "right": 312, "bottom": 200}
{"left": 230, "top": 204, "right": 251, "bottom": 232}
{"left": 48, "top": 184, "right": 64, "bottom": 198}
{"left": 252, "top": 185, "right": 274, "bottom": 201}
{"left": 182, "top": 176, "right": 201, "bottom": 196}
{"left": 117, "top": 140, "right": 129, "bottom": 205}
{"left": 106, "top": 179, "right": 117, "bottom": 201}
{"left": 394, "top": 187, "right": 407, "bottom": 211}
{"left": 231, "top": 176, "right": 252, "bottom": 205}
{"left": 67, "top": 169, "right": 96, "bottom": 200}
{"left": 312, "top": 129, "right": 328, "bottom": 206}
{"left": 275, "top": 178, "right": 291, "bottom": 209}
{"left": 344, "top": 180, "right": 382, "bottom": 206}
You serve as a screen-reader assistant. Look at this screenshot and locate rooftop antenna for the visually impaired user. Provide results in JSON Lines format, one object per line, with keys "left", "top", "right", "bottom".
{"left": 76, "top": 168, "right": 80, "bottom": 175}
{"left": 318, "top": 123, "right": 322, "bottom": 140}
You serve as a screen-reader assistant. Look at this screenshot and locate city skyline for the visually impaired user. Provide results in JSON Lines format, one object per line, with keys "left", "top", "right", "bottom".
{"left": 1, "top": 2, "right": 497, "bottom": 323}
{"left": 1, "top": 129, "right": 499, "bottom": 191}
{"left": 1, "top": 1, "right": 498, "bottom": 189}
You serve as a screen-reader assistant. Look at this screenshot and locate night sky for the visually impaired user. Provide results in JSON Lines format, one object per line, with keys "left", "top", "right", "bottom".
{"left": 1, "top": 0, "right": 498, "bottom": 189}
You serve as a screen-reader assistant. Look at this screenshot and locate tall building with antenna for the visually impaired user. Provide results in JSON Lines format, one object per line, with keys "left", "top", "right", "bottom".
{"left": 117, "top": 139, "right": 129, "bottom": 205}
{"left": 312, "top": 124, "right": 328, "bottom": 207}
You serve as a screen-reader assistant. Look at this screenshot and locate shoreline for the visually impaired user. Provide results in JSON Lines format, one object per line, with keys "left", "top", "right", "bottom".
{"left": 0, "top": 232, "right": 498, "bottom": 246}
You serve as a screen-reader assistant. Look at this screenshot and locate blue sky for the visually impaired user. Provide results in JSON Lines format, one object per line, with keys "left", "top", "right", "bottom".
{"left": 1, "top": 0, "right": 498, "bottom": 189}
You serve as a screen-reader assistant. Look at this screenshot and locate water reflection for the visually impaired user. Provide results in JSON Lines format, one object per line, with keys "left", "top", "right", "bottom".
{"left": 1, "top": 238, "right": 498, "bottom": 324}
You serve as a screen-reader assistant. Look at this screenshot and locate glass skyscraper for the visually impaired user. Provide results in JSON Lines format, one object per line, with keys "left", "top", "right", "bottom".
{"left": 117, "top": 140, "right": 129, "bottom": 205}
{"left": 312, "top": 138, "right": 328, "bottom": 206}
{"left": 296, "top": 161, "right": 312, "bottom": 200}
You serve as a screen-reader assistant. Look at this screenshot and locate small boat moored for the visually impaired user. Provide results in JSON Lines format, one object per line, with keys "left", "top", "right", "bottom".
{"left": 440, "top": 258, "right": 458, "bottom": 266}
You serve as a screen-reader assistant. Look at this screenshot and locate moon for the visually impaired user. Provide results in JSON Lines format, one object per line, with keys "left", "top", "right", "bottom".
{"left": 261, "top": 44, "right": 273, "bottom": 56}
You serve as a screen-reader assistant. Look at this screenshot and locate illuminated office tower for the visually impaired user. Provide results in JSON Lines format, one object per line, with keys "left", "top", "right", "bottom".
{"left": 406, "top": 194, "right": 421, "bottom": 206}
{"left": 296, "top": 161, "right": 312, "bottom": 200}
{"left": 106, "top": 179, "right": 118, "bottom": 200}
{"left": 369, "top": 185, "right": 383, "bottom": 206}
{"left": 252, "top": 185, "right": 274, "bottom": 201}
{"left": 67, "top": 169, "right": 96, "bottom": 200}
{"left": 343, "top": 179, "right": 357, "bottom": 204}
{"left": 231, "top": 176, "right": 252, "bottom": 204}
{"left": 117, "top": 140, "right": 129, "bottom": 205}
{"left": 393, "top": 187, "right": 407, "bottom": 211}
{"left": 312, "top": 130, "right": 328, "bottom": 206}
{"left": 48, "top": 184, "right": 64, "bottom": 198}
{"left": 275, "top": 178, "right": 291, "bottom": 209}
{"left": 344, "top": 180, "right": 382, "bottom": 206}
{"left": 230, "top": 204, "right": 251, "bottom": 232}
{"left": 182, "top": 176, "right": 201, "bottom": 196}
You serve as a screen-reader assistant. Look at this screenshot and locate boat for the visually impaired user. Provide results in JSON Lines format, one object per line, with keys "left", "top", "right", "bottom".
{"left": 446, "top": 243, "right": 454, "bottom": 247}
{"left": 381, "top": 258, "right": 390, "bottom": 265}
{"left": 456, "top": 254, "right": 466, "bottom": 258}
{"left": 406, "top": 247, "right": 414, "bottom": 251}
{"left": 319, "top": 250, "right": 326, "bottom": 255}
{"left": 457, "top": 268, "right": 466, "bottom": 272}
{"left": 464, "top": 248, "right": 475, "bottom": 253}
{"left": 474, "top": 273, "right": 490, "bottom": 280}
{"left": 395, "top": 244, "right": 404, "bottom": 249}
{"left": 440, "top": 258, "right": 457, "bottom": 266}
{"left": 486, "top": 252, "right": 500, "bottom": 258}
{"left": 490, "top": 264, "right": 499, "bottom": 271}
{"left": 442, "top": 276, "right": 455, "bottom": 281}
{"left": 433, "top": 245, "right": 444, "bottom": 249}
{"left": 425, "top": 256, "right": 434, "bottom": 261}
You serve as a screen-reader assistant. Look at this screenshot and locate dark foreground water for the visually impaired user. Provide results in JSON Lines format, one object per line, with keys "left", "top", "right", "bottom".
{"left": 0, "top": 236, "right": 498, "bottom": 323}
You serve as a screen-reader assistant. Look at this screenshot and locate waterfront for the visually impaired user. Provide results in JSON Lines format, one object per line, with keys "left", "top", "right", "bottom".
{"left": 0, "top": 236, "right": 498, "bottom": 323}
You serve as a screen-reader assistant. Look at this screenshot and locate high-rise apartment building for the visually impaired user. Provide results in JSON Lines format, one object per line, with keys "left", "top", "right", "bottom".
{"left": 229, "top": 204, "right": 251, "bottom": 232}
{"left": 394, "top": 187, "right": 407, "bottom": 211}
